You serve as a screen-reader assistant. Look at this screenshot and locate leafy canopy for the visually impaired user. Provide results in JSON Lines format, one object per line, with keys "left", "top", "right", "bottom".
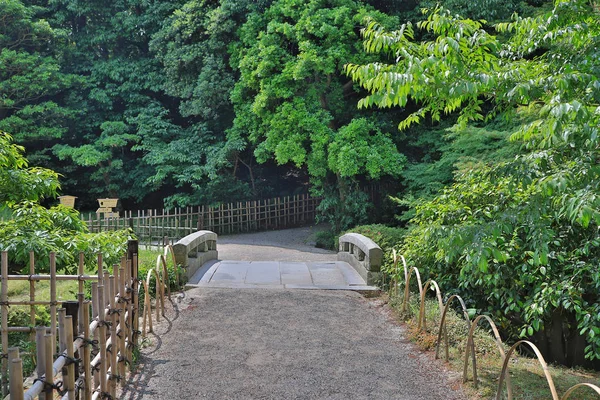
{"left": 347, "top": 0, "right": 600, "bottom": 363}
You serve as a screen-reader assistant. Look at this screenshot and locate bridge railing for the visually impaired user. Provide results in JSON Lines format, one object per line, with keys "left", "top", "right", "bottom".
{"left": 337, "top": 233, "right": 382, "bottom": 286}
{"left": 172, "top": 231, "right": 218, "bottom": 280}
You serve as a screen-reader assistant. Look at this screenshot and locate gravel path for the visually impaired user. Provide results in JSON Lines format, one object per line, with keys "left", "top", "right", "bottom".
{"left": 216, "top": 225, "right": 337, "bottom": 262}
{"left": 121, "top": 227, "right": 465, "bottom": 399}
{"left": 123, "top": 289, "right": 464, "bottom": 400}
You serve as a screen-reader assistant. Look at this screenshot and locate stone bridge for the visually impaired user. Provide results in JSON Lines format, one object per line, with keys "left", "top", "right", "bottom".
{"left": 172, "top": 230, "right": 381, "bottom": 291}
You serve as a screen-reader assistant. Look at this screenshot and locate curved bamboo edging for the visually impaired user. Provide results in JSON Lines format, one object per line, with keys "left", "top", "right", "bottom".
{"left": 164, "top": 244, "right": 178, "bottom": 285}
{"left": 156, "top": 254, "right": 171, "bottom": 300}
{"left": 496, "top": 340, "right": 559, "bottom": 400}
{"left": 402, "top": 266, "right": 423, "bottom": 313}
{"left": 391, "top": 250, "right": 408, "bottom": 298}
{"left": 417, "top": 279, "right": 444, "bottom": 331}
{"left": 141, "top": 245, "right": 178, "bottom": 337}
{"left": 142, "top": 268, "right": 164, "bottom": 336}
{"left": 561, "top": 383, "right": 600, "bottom": 399}
{"left": 435, "top": 294, "right": 472, "bottom": 362}
{"left": 397, "top": 253, "right": 600, "bottom": 400}
{"left": 463, "top": 315, "right": 513, "bottom": 398}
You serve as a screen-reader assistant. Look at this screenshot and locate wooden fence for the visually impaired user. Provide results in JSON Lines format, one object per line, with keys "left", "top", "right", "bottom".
{"left": 84, "top": 194, "right": 321, "bottom": 245}
{"left": 1, "top": 241, "right": 140, "bottom": 400}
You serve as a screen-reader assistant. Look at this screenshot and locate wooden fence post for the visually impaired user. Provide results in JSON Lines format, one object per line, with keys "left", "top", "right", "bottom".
{"left": 1, "top": 251, "right": 9, "bottom": 397}
{"left": 64, "top": 315, "right": 75, "bottom": 400}
{"left": 9, "top": 354, "right": 24, "bottom": 400}
{"left": 97, "top": 285, "right": 108, "bottom": 398}
{"left": 36, "top": 326, "right": 47, "bottom": 400}
{"left": 108, "top": 275, "right": 118, "bottom": 399}
{"left": 44, "top": 333, "right": 53, "bottom": 399}
{"left": 29, "top": 252, "right": 36, "bottom": 344}
{"left": 82, "top": 301, "right": 92, "bottom": 400}
{"left": 49, "top": 253, "right": 57, "bottom": 356}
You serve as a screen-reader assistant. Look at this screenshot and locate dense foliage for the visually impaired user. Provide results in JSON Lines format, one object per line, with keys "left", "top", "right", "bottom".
{"left": 5, "top": 0, "right": 600, "bottom": 367}
{"left": 0, "top": 132, "right": 130, "bottom": 273}
{"left": 347, "top": 0, "right": 600, "bottom": 365}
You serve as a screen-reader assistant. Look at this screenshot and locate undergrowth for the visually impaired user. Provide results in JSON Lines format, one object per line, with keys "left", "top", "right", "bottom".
{"left": 388, "top": 290, "right": 600, "bottom": 400}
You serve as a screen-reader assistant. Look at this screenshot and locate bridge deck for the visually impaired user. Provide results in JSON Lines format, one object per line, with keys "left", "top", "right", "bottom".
{"left": 187, "top": 260, "right": 378, "bottom": 291}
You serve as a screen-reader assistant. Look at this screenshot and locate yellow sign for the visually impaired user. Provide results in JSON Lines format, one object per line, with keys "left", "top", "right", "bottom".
{"left": 97, "top": 198, "right": 119, "bottom": 208}
{"left": 58, "top": 195, "right": 77, "bottom": 208}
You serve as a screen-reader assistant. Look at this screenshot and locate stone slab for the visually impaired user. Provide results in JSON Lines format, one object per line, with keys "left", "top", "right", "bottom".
{"left": 184, "top": 259, "right": 375, "bottom": 291}
{"left": 210, "top": 262, "right": 248, "bottom": 282}
{"left": 245, "top": 261, "right": 281, "bottom": 285}
{"left": 336, "top": 261, "right": 365, "bottom": 286}
{"left": 280, "top": 262, "right": 313, "bottom": 285}
{"left": 306, "top": 262, "right": 346, "bottom": 286}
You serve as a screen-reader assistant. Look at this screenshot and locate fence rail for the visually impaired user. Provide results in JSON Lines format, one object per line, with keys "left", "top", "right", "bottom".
{"left": 1, "top": 242, "right": 140, "bottom": 400}
{"left": 84, "top": 194, "right": 321, "bottom": 245}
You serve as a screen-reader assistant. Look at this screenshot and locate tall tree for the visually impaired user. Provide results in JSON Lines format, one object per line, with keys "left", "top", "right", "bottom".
{"left": 0, "top": 0, "right": 78, "bottom": 164}
{"left": 229, "top": 0, "right": 406, "bottom": 230}
{"left": 143, "top": 0, "right": 275, "bottom": 206}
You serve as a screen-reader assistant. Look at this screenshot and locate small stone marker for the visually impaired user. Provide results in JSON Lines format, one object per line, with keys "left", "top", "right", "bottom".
{"left": 96, "top": 198, "right": 119, "bottom": 218}
{"left": 58, "top": 195, "right": 77, "bottom": 208}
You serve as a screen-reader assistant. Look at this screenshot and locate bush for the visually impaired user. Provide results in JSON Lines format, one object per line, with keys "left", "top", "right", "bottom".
{"left": 314, "top": 230, "right": 338, "bottom": 250}
{"left": 0, "top": 202, "right": 132, "bottom": 273}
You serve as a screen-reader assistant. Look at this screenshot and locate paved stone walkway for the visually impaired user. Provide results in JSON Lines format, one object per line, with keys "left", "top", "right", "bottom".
{"left": 187, "top": 260, "right": 377, "bottom": 291}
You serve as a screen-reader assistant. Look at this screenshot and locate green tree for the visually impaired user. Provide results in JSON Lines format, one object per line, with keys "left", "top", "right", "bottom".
{"left": 41, "top": 0, "right": 188, "bottom": 205}
{"left": 229, "top": 0, "right": 406, "bottom": 230}
{"left": 0, "top": 131, "right": 59, "bottom": 205}
{"left": 347, "top": 1, "right": 600, "bottom": 365}
{"left": 143, "top": 0, "right": 274, "bottom": 206}
{"left": 0, "top": 131, "right": 130, "bottom": 272}
{"left": 0, "top": 0, "right": 78, "bottom": 157}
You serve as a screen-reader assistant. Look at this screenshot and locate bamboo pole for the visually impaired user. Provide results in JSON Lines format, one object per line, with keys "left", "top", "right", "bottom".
{"left": 64, "top": 316, "right": 75, "bottom": 400}
{"left": 160, "top": 255, "right": 171, "bottom": 300}
{"left": 132, "top": 250, "right": 140, "bottom": 350}
{"left": 108, "top": 276, "right": 117, "bottom": 399}
{"left": 7, "top": 347, "right": 21, "bottom": 398}
{"left": 125, "top": 259, "right": 133, "bottom": 366}
{"left": 103, "top": 272, "right": 110, "bottom": 310}
{"left": 44, "top": 333, "right": 55, "bottom": 400}
{"left": 1, "top": 251, "right": 9, "bottom": 397}
{"left": 29, "top": 252, "right": 36, "bottom": 343}
{"left": 50, "top": 253, "right": 57, "bottom": 355}
{"left": 10, "top": 356, "right": 24, "bottom": 400}
{"left": 82, "top": 301, "right": 92, "bottom": 400}
{"left": 118, "top": 266, "right": 126, "bottom": 386}
{"left": 91, "top": 284, "right": 100, "bottom": 391}
{"left": 3, "top": 275, "right": 98, "bottom": 281}
{"left": 36, "top": 326, "right": 47, "bottom": 400}
{"left": 96, "top": 286, "right": 108, "bottom": 398}
{"left": 44, "top": 334, "right": 53, "bottom": 399}
{"left": 58, "top": 309, "right": 66, "bottom": 356}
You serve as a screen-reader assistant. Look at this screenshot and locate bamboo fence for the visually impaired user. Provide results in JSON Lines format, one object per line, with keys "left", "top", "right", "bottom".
{"left": 390, "top": 250, "right": 600, "bottom": 400}
{"left": 83, "top": 194, "right": 321, "bottom": 246}
{"left": 1, "top": 240, "right": 143, "bottom": 400}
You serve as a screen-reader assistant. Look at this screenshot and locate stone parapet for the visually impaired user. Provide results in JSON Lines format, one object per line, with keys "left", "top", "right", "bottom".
{"left": 337, "top": 233, "right": 382, "bottom": 286}
{"left": 173, "top": 230, "right": 218, "bottom": 279}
